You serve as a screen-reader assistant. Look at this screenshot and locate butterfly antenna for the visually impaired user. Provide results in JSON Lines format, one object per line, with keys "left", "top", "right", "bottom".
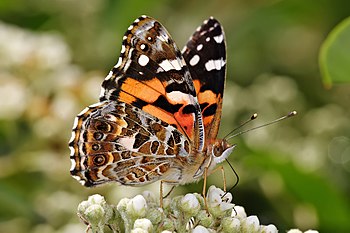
{"left": 226, "top": 111, "right": 297, "bottom": 141}
{"left": 223, "top": 113, "right": 258, "bottom": 140}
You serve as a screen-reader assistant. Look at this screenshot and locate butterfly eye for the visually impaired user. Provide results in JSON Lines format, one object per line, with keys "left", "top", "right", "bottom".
{"left": 93, "top": 154, "right": 106, "bottom": 166}
{"left": 213, "top": 145, "right": 223, "bottom": 157}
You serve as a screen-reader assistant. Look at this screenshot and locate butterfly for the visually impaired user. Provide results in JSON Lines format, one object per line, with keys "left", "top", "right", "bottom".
{"left": 69, "top": 15, "right": 234, "bottom": 190}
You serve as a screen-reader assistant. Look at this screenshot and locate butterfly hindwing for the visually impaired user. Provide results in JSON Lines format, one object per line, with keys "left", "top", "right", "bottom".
{"left": 69, "top": 100, "right": 192, "bottom": 186}
{"left": 100, "top": 16, "right": 204, "bottom": 151}
{"left": 182, "top": 17, "right": 226, "bottom": 144}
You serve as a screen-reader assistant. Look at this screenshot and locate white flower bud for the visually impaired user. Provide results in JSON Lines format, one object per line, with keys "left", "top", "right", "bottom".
{"left": 304, "top": 230, "right": 319, "bottom": 233}
{"left": 133, "top": 218, "right": 153, "bottom": 231}
{"left": 193, "top": 225, "right": 210, "bottom": 233}
{"left": 196, "top": 210, "right": 214, "bottom": 228}
{"left": 130, "top": 228, "right": 148, "bottom": 233}
{"left": 88, "top": 194, "right": 105, "bottom": 205}
{"left": 77, "top": 200, "right": 89, "bottom": 214}
{"left": 180, "top": 194, "right": 200, "bottom": 215}
{"left": 77, "top": 194, "right": 113, "bottom": 230}
{"left": 117, "top": 197, "right": 130, "bottom": 212}
{"left": 206, "top": 186, "right": 234, "bottom": 215}
{"left": 261, "top": 224, "right": 278, "bottom": 233}
{"left": 231, "top": 205, "right": 247, "bottom": 219}
{"left": 84, "top": 204, "right": 104, "bottom": 226}
{"left": 242, "top": 215, "right": 260, "bottom": 232}
{"left": 287, "top": 229, "right": 303, "bottom": 233}
{"left": 221, "top": 217, "right": 241, "bottom": 233}
{"left": 126, "top": 195, "right": 147, "bottom": 218}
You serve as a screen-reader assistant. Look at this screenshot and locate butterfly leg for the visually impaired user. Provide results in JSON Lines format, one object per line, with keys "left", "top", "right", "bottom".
{"left": 202, "top": 165, "right": 227, "bottom": 214}
{"left": 160, "top": 180, "right": 176, "bottom": 209}
{"left": 202, "top": 167, "right": 210, "bottom": 214}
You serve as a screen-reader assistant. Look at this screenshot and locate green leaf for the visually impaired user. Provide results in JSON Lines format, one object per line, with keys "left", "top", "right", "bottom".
{"left": 319, "top": 16, "right": 350, "bottom": 88}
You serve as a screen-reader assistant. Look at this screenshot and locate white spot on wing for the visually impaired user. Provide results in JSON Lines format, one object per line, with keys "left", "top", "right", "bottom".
{"left": 72, "top": 175, "right": 83, "bottom": 182}
{"left": 70, "top": 158, "right": 76, "bottom": 171}
{"left": 159, "top": 59, "right": 182, "bottom": 71}
{"left": 128, "top": 25, "right": 134, "bottom": 30}
{"left": 189, "top": 55, "right": 200, "bottom": 66}
{"left": 140, "top": 44, "right": 146, "bottom": 50}
{"left": 157, "top": 35, "right": 167, "bottom": 42}
{"left": 72, "top": 117, "right": 79, "bottom": 129}
{"left": 121, "top": 45, "right": 126, "bottom": 53}
{"left": 114, "top": 57, "right": 122, "bottom": 68}
{"left": 118, "top": 137, "right": 136, "bottom": 150}
{"left": 69, "top": 132, "right": 76, "bottom": 144}
{"left": 206, "top": 37, "right": 210, "bottom": 42}
{"left": 205, "top": 58, "right": 226, "bottom": 71}
{"left": 77, "top": 107, "right": 89, "bottom": 116}
{"left": 167, "top": 91, "right": 191, "bottom": 103}
{"left": 138, "top": 54, "right": 149, "bottom": 66}
{"left": 214, "top": 34, "right": 224, "bottom": 43}
{"left": 171, "top": 59, "right": 182, "bottom": 70}
{"left": 89, "top": 102, "right": 104, "bottom": 108}
{"left": 105, "top": 70, "right": 113, "bottom": 80}
{"left": 197, "top": 44, "right": 203, "bottom": 51}
{"left": 99, "top": 87, "right": 105, "bottom": 98}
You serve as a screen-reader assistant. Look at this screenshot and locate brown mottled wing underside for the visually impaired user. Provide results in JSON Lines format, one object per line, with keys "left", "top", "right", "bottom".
{"left": 69, "top": 101, "right": 190, "bottom": 186}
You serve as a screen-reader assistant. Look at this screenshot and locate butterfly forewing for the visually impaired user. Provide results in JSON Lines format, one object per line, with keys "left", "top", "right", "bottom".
{"left": 182, "top": 17, "right": 226, "bottom": 144}
{"left": 100, "top": 16, "right": 204, "bottom": 151}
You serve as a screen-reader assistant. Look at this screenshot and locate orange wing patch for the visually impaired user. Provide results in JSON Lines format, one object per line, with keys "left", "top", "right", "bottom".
{"left": 121, "top": 78, "right": 165, "bottom": 103}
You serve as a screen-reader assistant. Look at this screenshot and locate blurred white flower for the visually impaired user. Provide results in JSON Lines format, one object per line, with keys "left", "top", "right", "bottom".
{"left": 0, "top": 21, "right": 70, "bottom": 69}
{"left": 0, "top": 77, "right": 27, "bottom": 119}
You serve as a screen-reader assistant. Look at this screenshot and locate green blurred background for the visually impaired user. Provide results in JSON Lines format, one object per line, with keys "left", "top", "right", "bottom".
{"left": 1, "top": 0, "right": 350, "bottom": 232}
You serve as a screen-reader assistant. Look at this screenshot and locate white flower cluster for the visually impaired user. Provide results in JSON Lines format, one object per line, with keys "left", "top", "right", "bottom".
{"left": 77, "top": 186, "right": 319, "bottom": 233}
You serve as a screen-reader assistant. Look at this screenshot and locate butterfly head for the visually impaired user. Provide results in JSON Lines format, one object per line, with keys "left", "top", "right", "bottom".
{"left": 210, "top": 139, "right": 236, "bottom": 164}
